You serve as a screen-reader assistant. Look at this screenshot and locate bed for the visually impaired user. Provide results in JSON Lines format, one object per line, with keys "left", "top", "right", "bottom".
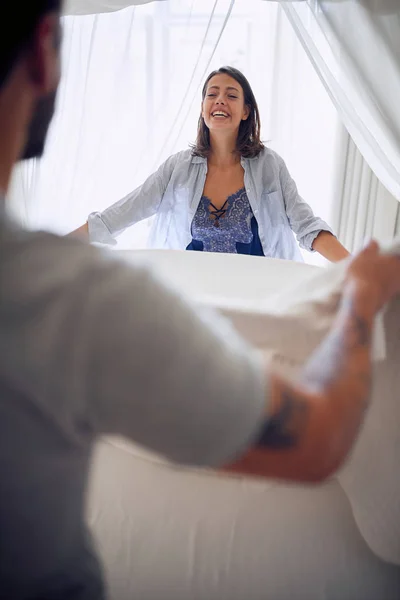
{"left": 87, "top": 249, "right": 400, "bottom": 600}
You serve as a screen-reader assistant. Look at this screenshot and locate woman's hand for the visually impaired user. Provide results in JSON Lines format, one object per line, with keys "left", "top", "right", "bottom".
{"left": 67, "top": 222, "right": 89, "bottom": 241}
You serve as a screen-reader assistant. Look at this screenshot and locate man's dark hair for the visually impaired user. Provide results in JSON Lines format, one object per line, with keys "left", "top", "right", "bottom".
{"left": 0, "top": 1, "right": 62, "bottom": 89}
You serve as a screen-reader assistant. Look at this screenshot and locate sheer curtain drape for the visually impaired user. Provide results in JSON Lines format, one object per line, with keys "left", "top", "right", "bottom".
{"left": 8, "top": 0, "right": 340, "bottom": 265}
{"left": 331, "top": 126, "right": 400, "bottom": 254}
{"left": 63, "top": 0, "right": 306, "bottom": 16}
{"left": 64, "top": 0, "right": 167, "bottom": 15}
{"left": 280, "top": 0, "right": 400, "bottom": 201}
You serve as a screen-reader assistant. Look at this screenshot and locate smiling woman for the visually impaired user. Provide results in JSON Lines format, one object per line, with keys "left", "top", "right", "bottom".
{"left": 70, "top": 66, "right": 349, "bottom": 263}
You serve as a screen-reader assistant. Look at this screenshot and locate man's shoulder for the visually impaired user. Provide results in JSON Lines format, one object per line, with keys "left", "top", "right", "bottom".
{"left": 1, "top": 222, "right": 101, "bottom": 276}
{"left": 0, "top": 222, "right": 148, "bottom": 304}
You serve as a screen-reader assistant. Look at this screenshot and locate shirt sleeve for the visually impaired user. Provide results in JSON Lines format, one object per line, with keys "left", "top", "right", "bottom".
{"left": 2, "top": 230, "right": 267, "bottom": 469}
{"left": 83, "top": 257, "right": 267, "bottom": 467}
{"left": 87, "top": 153, "right": 180, "bottom": 245}
{"left": 278, "top": 156, "right": 335, "bottom": 252}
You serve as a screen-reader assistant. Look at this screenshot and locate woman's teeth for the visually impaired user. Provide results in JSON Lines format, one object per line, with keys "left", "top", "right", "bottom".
{"left": 212, "top": 112, "right": 229, "bottom": 118}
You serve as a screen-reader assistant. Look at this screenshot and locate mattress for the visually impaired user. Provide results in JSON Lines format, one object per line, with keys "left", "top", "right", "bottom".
{"left": 88, "top": 249, "right": 400, "bottom": 599}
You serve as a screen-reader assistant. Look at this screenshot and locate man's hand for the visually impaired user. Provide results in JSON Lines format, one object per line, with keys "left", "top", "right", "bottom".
{"left": 345, "top": 240, "right": 400, "bottom": 313}
{"left": 224, "top": 240, "right": 400, "bottom": 483}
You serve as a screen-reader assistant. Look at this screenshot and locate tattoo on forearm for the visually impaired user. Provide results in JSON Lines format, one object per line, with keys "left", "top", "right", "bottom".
{"left": 329, "top": 300, "right": 371, "bottom": 353}
{"left": 348, "top": 309, "right": 371, "bottom": 347}
{"left": 257, "top": 299, "right": 373, "bottom": 454}
{"left": 256, "top": 390, "right": 309, "bottom": 450}
{"left": 303, "top": 299, "right": 372, "bottom": 392}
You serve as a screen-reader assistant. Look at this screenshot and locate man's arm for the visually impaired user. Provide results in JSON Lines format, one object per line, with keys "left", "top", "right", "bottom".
{"left": 225, "top": 243, "right": 400, "bottom": 482}
{"left": 82, "top": 240, "right": 397, "bottom": 479}
{"left": 21, "top": 236, "right": 395, "bottom": 481}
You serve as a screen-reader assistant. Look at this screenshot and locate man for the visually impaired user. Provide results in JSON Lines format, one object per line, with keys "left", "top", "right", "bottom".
{"left": 0, "top": 2, "right": 399, "bottom": 599}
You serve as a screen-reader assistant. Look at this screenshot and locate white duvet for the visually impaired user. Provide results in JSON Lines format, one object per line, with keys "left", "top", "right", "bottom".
{"left": 88, "top": 249, "right": 400, "bottom": 600}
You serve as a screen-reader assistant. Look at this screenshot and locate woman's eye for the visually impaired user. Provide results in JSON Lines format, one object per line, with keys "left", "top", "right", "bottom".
{"left": 228, "top": 95, "right": 238, "bottom": 99}
{"left": 207, "top": 94, "right": 216, "bottom": 98}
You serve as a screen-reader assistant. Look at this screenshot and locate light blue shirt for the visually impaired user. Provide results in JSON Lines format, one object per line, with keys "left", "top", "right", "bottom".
{"left": 88, "top": 147, "right": 334, "bottom": 261}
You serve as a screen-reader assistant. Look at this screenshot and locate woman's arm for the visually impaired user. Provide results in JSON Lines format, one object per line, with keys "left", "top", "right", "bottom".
{"left": 312, "top": 231, "right": 350, "bottom": 262}
{"left": 278, "top": 156, "right": 349, "bottom": 262}
{"left": 68, "top": 152, "right": 181, "bottom": 245}
{"left": 68, "top": 223, "right": 89, "bottom": 241}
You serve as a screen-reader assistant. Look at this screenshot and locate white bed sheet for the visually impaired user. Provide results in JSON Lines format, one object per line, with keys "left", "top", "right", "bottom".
{"left": 88, "top": 250, "right": 400, "bottom": 599}
{"left": 89, "top": 441, "right": 400, "bottom": 600}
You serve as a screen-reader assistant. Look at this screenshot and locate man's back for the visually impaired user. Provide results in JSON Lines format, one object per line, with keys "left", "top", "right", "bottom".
{"left": 0, "top": 384, "right": 103, "bottom": 599}
{"left": 0, "top": 220, "right": 105, "bottom": 598}
{"left": 0, "top": 214, "right": 266, "bottom": 598}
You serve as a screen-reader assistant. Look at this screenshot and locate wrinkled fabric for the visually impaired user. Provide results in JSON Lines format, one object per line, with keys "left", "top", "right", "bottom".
{"left": 115, "top": 246, "right": 400, "bottom": 568}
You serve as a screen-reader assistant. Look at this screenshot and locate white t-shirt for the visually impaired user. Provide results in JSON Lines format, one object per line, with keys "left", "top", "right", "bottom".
{"left": 0, "top": 213, "right": 267, "bottom": 599}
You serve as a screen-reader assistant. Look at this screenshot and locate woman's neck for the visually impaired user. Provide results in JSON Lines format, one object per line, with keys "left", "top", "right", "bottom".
{"left": 208, "top": 131, "right": 240, "bottom": 168}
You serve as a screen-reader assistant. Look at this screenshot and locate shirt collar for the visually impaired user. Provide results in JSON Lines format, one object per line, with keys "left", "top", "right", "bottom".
{"left": 191, "top": 155, "right": 206, "bottom": 164}
{"left": 190, "top": 153, "right": 260, "bottom": 165}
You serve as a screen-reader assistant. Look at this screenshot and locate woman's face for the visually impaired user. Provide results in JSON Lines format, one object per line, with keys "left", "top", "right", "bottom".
{"left": 202, "top": 74, "right": 249, "bottom": 135}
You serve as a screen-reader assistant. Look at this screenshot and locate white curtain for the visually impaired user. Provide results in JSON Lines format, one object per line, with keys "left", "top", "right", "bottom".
{"left": 64, "top": 0, "right": 167, "bottom": 16}
{"left": 8, "top": 0, "right": 340, "bottom": 266}
{"left": 63, "top": 0, "right": 306, "bottom": 16}
{"left": 280, "top": 0, "right": 400, "bottom": 201}
{"left": 332, "top": 125, "right": 400, "bottom": 254}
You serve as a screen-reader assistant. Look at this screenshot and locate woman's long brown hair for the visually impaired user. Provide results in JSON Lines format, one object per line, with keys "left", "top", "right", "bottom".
{"left": 192, "top": 66, "right": 265, "bottom": 159}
